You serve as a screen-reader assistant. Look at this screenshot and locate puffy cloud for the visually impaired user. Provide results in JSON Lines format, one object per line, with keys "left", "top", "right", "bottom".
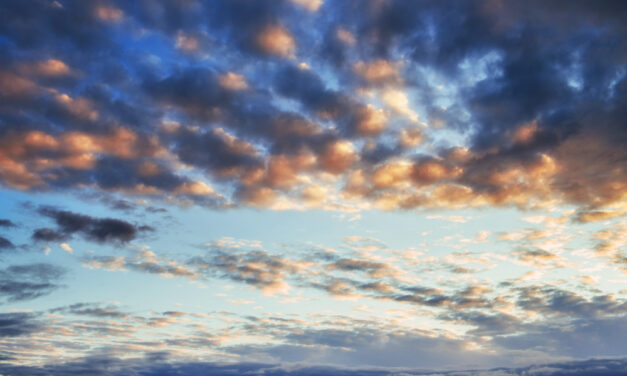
{"left": 319, "top": 140, "right": 356, "bottom": 174}
{"left": 255, "top": 24, "right": 296, "bottom": 58}
{"left": 335, "top": 27, "right": 356, "bottom": 45}
{"left": 371, "top": 160, "right": 412, "bottom": 189}
{"left": 59, "top": 243, "right": 73, "bottom": 254}
{"left": 353, "top": 60, "right": 403, "bottom": 85}
{"left": 0, "top": 127, "right": 177, "bottom": 191}
{"left": 171, "top": 126, "right": 262, "bottom": 179}
{"left": 175, "top": 31, "right": 200, "bottom": 52}
{"left": 353, "top": 105, "right": 387, "bottom": 136}
{"left": 0, "top": 0, "right": 622, "bottom": 214}
{"left": 381, "top": 89, "right": 418, "bottom": 122}
{"left": 411, "top": 159, "right": 461, "bottom": 184}
{"left": 397, "top": 126, "right": 423, "bottom": 148}
{"left": 290, "top": 0, "right": 323, "bottom": 12}
{"left": 218, "top": 72, "right": 248, "bottom": 91}
{"left": 0, "top": 71, "right": 38, "bottom": 98}
{"left": 19, "top": 59, "right": 71, "bottom": 77}
{"left": 300, "top": 184, "right": 327, "bottom": 206}
{"left": 95, "top": 5, "right": 124, "bottom": 23}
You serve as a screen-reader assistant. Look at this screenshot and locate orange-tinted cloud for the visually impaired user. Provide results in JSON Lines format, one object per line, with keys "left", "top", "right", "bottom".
{"left": 354, "top": 60, "right": 402, "bottom": 85}
{"left": 319, "top": 140, "right": 357, "bottom": 174}
{"left": 256, "top": 24, "right": 296, "bottom": 58}
{"left": 354, "top": 105, "right": 387, "bottom": 136}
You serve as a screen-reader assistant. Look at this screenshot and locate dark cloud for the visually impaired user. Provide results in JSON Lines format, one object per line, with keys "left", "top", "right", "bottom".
{"left": 170, "top": 126, "right": 263, "bottom": 178}
{"left": 0, "top": 235, "right": 15, "bottom": 249}
{"left": 143, "top": 68, "right": 235, "bottom": 123}
{"left": 0, "top": 312, "right": 42, "bottom": 338}
{"left": 34, "top": 206, "right": 153, "bottom": 244}
{"left": 91, "top": 157, "right": 187, "bottom": 192}
{"left": 0, "top": 1, "right": 123, "bottom": 50}
{"left": 0, "top": 356, "right": 626, "bottom": 376}
{"left": 32, "top": 227, "right": 68, "bottom": 242}
{"left": 0, "top": 219, "right": 15, "bottom": 227}
{"left": 274, "top": 64, "right": 347, "bottom": 119}
{"left": 0, "top": 263, "right": 65, "bottom": 302}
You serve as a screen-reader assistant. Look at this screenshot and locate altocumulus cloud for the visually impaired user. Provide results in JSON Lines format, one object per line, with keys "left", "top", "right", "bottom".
{"left": 0, "top": 0, "right": 623, "bottom": 215}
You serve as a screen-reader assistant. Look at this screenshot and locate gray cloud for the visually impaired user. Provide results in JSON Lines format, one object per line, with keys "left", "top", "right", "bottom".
{"left": 1, "top": 354, "right": 624, "bottom": 376}
{"left": 34, "top": 206, "right": 153, "bottom": 244}
{"left": 0, "top": 263, "right": 65, "bottom": 302}
{"left": 0, "top": 312, "right": 42, "bottom": 338}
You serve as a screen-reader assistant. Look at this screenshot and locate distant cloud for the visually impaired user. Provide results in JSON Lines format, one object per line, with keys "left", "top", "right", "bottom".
{"left": 0, "top": 355, "right": 625, "bottom": 376}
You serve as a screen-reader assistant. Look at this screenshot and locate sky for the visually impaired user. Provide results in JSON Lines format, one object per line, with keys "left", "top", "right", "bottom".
{"left": 0, "top": 0, "right": 626, "bottom": 375}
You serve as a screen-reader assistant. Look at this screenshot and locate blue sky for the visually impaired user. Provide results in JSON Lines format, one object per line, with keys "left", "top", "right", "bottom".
{"left": 0, "top": 1, "right": 626, "bottom": 375}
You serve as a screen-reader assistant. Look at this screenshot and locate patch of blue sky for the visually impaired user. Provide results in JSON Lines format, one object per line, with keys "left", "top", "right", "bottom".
{"left": 458, "top": 50, "right": 504, "bottom": 87}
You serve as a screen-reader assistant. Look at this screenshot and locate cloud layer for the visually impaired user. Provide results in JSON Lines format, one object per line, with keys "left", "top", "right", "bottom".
{"left": 0, "top": 0, "right": 624, "bottom": 216}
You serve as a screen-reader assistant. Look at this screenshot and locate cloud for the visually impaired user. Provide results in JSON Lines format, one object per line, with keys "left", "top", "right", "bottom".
{"left": 218, "top": 72, "right": 249, "bottom": 91}
{"left": 353, "top": 105, "right": 388, "bottom": 136}
{"left": 34, "top": 206, "right": 153, "bottom": 244}
{"left": 0, "top": 219, "right": 16, "bottom": 227}
{"left": 328, "top": 258, "right": 400, "bottom": 279}
{"left": 190, "top": 248, "right": 305, "bottom": 294}
{"left": 256, "top": 24, "right": 296, "bottom": 58}
{"left": 0, "top": 0, "right": 624, "bottom": 214}
{"left": 353, "top": 60, "right": 403, "bottom": 86}
{"left": 0, "top": 356, "right": 626, "bottom": 376}
{"left": 59, "top": 243, "right": 73, "bottom": 254}
{"left": 0, "top": 263, "right": 65, "bottom": 302}
{"left": 382, "top": 89, "right": 419, "bottom": 122}
{"left": 513, "top": 286, "right": 627, "bottom": 318}
{"left": 0, "top": 312, "right": 42, "bottom": 338}
{"left": 0, "top": 236, "right": 15, "bottom": 250}
{"left": 94, "top": 5, "right": 124, "bottom": 23}
{"left": 50, "top": 303, "right": 129, "bottom": 319}
{"left": 575, "top": 210, "right": 626, "bottom": 223}
{"left": 83, "top": 249, "right": 199, "bottom": 280}
{"left": 290, "top": 0, "right": 323, "bottom": 13}
{"left": 0, "top": 1, "right": 626, "bottom": 373}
